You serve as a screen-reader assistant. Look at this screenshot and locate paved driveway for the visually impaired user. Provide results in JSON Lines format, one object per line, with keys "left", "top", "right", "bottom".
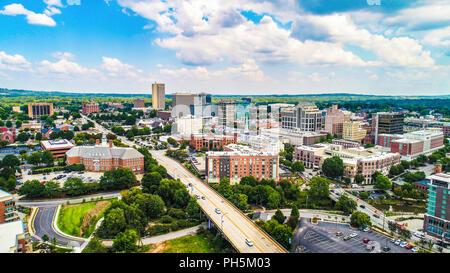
{"left": 32, "top": 206, "right": 85, "bottom": 246}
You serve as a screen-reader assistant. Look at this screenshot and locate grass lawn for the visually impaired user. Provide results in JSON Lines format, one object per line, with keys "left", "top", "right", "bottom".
{"left": 154, "top": 234, "right": 217, "bottom": 253}
{"left": 58, "top": 203, "right": 97, "bottom": 237}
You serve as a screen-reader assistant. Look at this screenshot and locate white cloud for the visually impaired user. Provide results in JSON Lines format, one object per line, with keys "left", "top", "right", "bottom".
{"left": 0, "top": 51, "right": 31, "bottom": 71}
{"left": 160, "top": 59, "right": 267, "bottom": 81}
{"left": 369, "top": 74, "right": 379, "bottom": 80}
{"left": 422, "top": 26, "right": 450, "bottom": 47}
{"left": 52, "top": 52, "right": 75, "bottom": 60}
{"left": 38, "top": 58, "right": 99, "bottom": 76}
{"left": 0, "top": 3, "right": 56, "bottom": 26}
{"left": 293, "top": 14, "right": 435, "bottom": 68}
{"left": 44, "top": 0, "right": 63, "bottom": 7}
{"left": 100, "top": 57, "right": 141, "bottom": 78}
{"left": 44, "top": 7, "right": 61, "bottom": 16}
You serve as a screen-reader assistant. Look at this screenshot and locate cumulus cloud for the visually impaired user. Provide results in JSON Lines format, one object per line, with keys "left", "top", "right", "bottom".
{"left": 160, "top": 59, "right": 267, "bottom": 81}
{"left": 101, "top": 57, "right": 141, "bottom": 78}
{"left": 0, "top": 3, "right": 57, "bottom": 26}
{"left": 0, "top": 51, "right": 32, "bottom": 71}
{"left": 38, "top": 58, "right": 100, "bottom": 77}
{"left": 422, "top": 26, "right": 450, "bottom": 47}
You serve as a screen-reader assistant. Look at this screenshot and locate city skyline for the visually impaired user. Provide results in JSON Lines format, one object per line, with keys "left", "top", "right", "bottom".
{"left": 0, "top": 0, "right": 449, "bottom": 95}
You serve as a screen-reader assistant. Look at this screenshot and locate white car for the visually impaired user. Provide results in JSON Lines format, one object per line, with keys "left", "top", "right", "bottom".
{"left": 245, "top": 238, "right": 253, "bottom": 247}
{"left": 394, "top": 239, "right": 401, "bottom": 245}
{"left": 400, "top": 242, "right": 408, "bottom": 248}
{"left": 411, "top": 247, "right": 419, "bottom": 252}
{"left": 215, "top": 208, "right": 221, "bottom": 214}
{"left": 363, "top": 227, "right": 370, "bottom": 232}
{"left": 349, "top": 233, "right": 358, "bottom": 238}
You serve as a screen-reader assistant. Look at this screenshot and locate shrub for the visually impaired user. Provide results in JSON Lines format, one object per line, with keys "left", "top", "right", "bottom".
{"left": 160, "top": 215, "right": 174, "bottom": 224}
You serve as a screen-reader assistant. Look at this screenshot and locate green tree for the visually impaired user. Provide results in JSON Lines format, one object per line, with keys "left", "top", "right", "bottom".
{"left": 350, "top": 211, "right": 371, "bottom": 228}
{"left": 354, "top": 174, "right": 365, "bottom": 184}
{"left": 308, "top": 177, "right": 330, "bottom": 199}
{"left": 271, "top": 224, "right": 293, "bottom": 249}
{"left": 374, "top": 175, "right": 392, "bottom": 191}
{"left": 291, "top": 161, "right": 305, "bottom": 173}
{"left": 18, "top": 180, "right": 45, "bottom": 198}
{"left": 2, "top": 154, "right": 20, "bottom": 168}
{"left": 267, "top": 191, "right": 281, "bottom": 209}
{"left": 335, "top": 195, "right": 357, "bottom": 215}
{"left": 112, "top": 229, "right": 139, "bottom": 253}
{"left": 173, "top": 188, "right": 190, "bottom": 208}
{"left": 186, "top": 197, "right": 201, "bottom": 219}
{"left": 273, "top": 209, "right": 286, "bottom": 224}
{"left": 44, "top": 180, "right": 61, "bottom": 198}
{"left": 99, "top": 168, "right": 136, "bottom": 191}
{"left": 141, "top": 171, "right": 163, "bottom": 194}
{"left": 322, "top": 156, "right": 344, "bottom": 179}
{"left": 230, "top": 193, "right": 248, "bottom": 211}
{"left": 41, "top": 150, "right": 55, "bottom": 167}
{"left": 82, "top": 237, "right": 107, "bottom": 253}
{"left": 63, "top": 178, "right": 86, "bottom": 196}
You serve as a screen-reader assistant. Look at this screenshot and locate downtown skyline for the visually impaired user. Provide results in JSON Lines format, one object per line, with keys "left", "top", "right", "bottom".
{"left": 0, "top": 0, "right": 449, "bottom": 95}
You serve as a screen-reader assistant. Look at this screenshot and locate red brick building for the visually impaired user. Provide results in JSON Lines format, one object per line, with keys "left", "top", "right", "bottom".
{"left": 391, "top": 138, "right": 424, "bottom": 157}
{"left": 66, "top": 136, "right": 144, "bottom": 174}
{"left": 41, "top": 139, "right": 75, "bottom": 159}
{"left": 190, "top": 134, "right": 237, "bottom": 151}
{"left": 206, "top": 144, "right": 279, "bottom": 184}
{"left": 433, "top": 123, "right": 450, "bottom": 137}
{"left": 0, "top": 190, "right": 18, "bottom": 224}
{"left": 82, "top": 102, "right": 100, "bottom": 115}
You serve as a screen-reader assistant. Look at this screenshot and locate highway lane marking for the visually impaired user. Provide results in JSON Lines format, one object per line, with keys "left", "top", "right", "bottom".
{"left": 155, "top": 155, "right": 268, "bottom": 253}
{"left": 154, "top": 152, "right": 286, "bottom": 253}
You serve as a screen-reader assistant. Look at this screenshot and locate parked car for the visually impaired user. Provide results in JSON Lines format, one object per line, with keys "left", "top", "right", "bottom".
{"left": 400, "top": 242, "right": 408, "bottom": 248}
{"left": 343, "top": 236, "right": 351, "bottom": 241}
{"left": 363, "top": 238, "right": 371, "bottom": 243}
{"left": 411, "top": 247, "right": 419, "bottom": 252}
{"left": 336, "top": 231, "right": 343, "bottom": 236}
{"left": 413, "top": 232, "right": 425, "bottom": 239}
{"left": 349, "top": 233, "right": 357, "bottom": 238}
{"left": 382, "top": 246, "right": 391, "bottom": 252}
{"left": 363, "top": 227, "right": 370, "bottom": 232}
{"left": 394, "top": 239, "right": 401, "bottom": 245}
{"left": 405, "top": 244, "right": 413, "bottom": 249}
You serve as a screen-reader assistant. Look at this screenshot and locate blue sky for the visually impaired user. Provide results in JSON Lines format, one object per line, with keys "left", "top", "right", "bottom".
{"left": 0, "top": 0, "right": 449, "bottom": 95}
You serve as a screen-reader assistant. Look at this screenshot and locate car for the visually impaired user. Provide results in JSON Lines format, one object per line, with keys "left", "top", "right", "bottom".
{"left": 336, "top": 231, "right": 343, "bottom": 236}
{"left": 411, "top": 247, "right": 419, "bottom": 252}
{"left": 343, "top": 236, "right": 351, "bottom": 241}
{"left": 363, "top": 227, "right": 370, "bottom": 232}
{"left": 359, "top": 205, "right": 366, "bottom": 209}
{"left": 363, "top": 238, "right": 371, "bottom": 243}
{"left": 188, "top": 183, "right": 192, "bottom": 187}
{"left": 215, "top": 208, "right": 221, "bottom": 214}
{"left": 413, "top": 232, "right": 425, "bottom": 239}
{"left": 245, "top": 238, "right": 253, "bottom": 247}
{"left": 349, "top": 233, "right": 357, "bottom": 238}
{"left": 391, "top": 238, "right": 396, "bottom": 243}
{"left": 405, "top": 244, "right": 413, "bottom": 249}
{"left": 201, "top": 196, "right": 206, "bottom": 200}
{"left": 382, "top": 246, "right": 391, "bottom": 252}
{"left": 330, "top": 190, "right": 335, "bottom": 193}
{"left": 196, "top": 195, "right": 201, "bottom": 200}
{"left": 400, "top": 242, "right": 408, "bottom": 248}
{"left": 394, "top": 239, "right": 401, "bottom": 245}
{"left": 373, "top": 214, "right": 380, "bottom": 219}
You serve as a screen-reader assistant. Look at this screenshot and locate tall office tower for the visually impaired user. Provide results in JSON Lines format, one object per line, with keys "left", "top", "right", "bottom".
{"left": 218, "top": 99, "right": 237, "bottom": 131}
{"left": 281, "top": 102, "right": 324, "bottom": 132}
{"left": 152, "top": 82, "right": 166, "bottom": 110}
{"left": 172, "top": 92, "right": 212, "bottom": 118}
{"left": 342, "top": 121, "right": 367, "bottom": 142}
{"left": 324, "top": 105, "right": 345, "bottom": 137}
{"left": 372, "top": 112, "right": 404, "bottom": 144}
{"left": 28, "top": 103, "right": 54, "bottom": 119}
{"left": 423, "top": 173, "right": 450, "bottom": 243}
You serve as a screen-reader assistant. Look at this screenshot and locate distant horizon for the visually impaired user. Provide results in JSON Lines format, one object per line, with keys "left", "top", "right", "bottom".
{"left": 1, "top": 87, "right": 449, "bottom": 98}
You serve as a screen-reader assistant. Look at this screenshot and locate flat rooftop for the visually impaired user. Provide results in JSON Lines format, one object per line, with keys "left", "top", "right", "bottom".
{"left": 427, "top": 173, "right": 450, "bottom": 184}
{"left": 41, "top": 139, "right": 75, "bottom": 149}
{"left": 0, "top": 220, "right": 24, "bottom": 253}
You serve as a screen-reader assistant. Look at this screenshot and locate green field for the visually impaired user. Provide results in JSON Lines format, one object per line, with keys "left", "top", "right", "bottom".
{"left": 57, "top": 202, "right": 105, "bottom": 238}
{"left": 161, "top": 234, "right": 217, "bottom": 253}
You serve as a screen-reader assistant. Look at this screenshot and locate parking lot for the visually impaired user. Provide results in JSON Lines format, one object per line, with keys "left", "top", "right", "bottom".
{"left": 19, "top": 171, "right": 104, "bottom": 186}
{"left": 293, "top": 218, "right": 413, "bottom": 253}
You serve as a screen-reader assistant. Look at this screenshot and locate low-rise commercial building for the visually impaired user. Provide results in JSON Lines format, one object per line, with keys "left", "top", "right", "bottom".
{"left": 0, "top": 190, "right": 19, "bottom": 224}
{"left": 82, "top": 102, "right": 100, "bottom": 115}
{"left": 189, "top": 134, "right": 237, "bottom": 151}
{"left": 294, "top": 144, "right": 401, "bottom": 184}
{"left": 206, "top": 144, "right": 279, "bottom": 184}
{"left": 0, "top": 220, "right": 31, "bottom": 253}
{"left": 40, "top": 139, "right": 75, "bottom": 159}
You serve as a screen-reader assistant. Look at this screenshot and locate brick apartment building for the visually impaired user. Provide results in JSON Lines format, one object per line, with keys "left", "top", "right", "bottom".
{"left": 206, "top": 144, "right": 279, "bottom": 184}
{"left": 66, "top": 136, "right": 144, "bottom": 174}
{"left": 189, "top": 134, "right": 237, "bottom": 151}
{"left": 82, "top": 102, "right": 100, "bottom": 115}
{"left": 433, "top": 122, "right": 450, "bottom": 137}
{"left": 134, "top": 99, "right": 145, "bottom": 108}
{"left": 0, "top": 190, "right": 18, "bottom": 224}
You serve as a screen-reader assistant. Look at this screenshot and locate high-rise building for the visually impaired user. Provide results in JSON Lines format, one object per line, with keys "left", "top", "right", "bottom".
{"left": 82, "top": 102, "right": 99, "bottom": 115}
{"left": 324, "top": 105, "right": 345, "bottom": 136}
{"left": 172, "top": 93, "right": 212, "bottom": 118}
{"left": 372, "top": 112, "right": 404, "bottom": 144}
{"left": 218, "top": 99, "right": 237, "bottom": 130}
{"left": 28, "top": 103, "right": 54, "bottom": 119}
{"left": 152, "top": 83, "right": 166, "bottom": 110}
{"left": 342, "top": 121, "right": 367, "bottom": 142}
{"left": 281, "top": 102, "right": 324, "bottom": 132}
{"left": 423, "top": 173, "right": 450, "bottom": 243}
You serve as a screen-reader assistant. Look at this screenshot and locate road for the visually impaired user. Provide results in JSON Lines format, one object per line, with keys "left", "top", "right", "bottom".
{"left": 151, "top": 150, "right": 286, "bottom": 253}
{"left": 32, "top": 206, "right": 85, "bottom": 246}
{"left": 16, "top": 191, "right": 122, "bottom": 208}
